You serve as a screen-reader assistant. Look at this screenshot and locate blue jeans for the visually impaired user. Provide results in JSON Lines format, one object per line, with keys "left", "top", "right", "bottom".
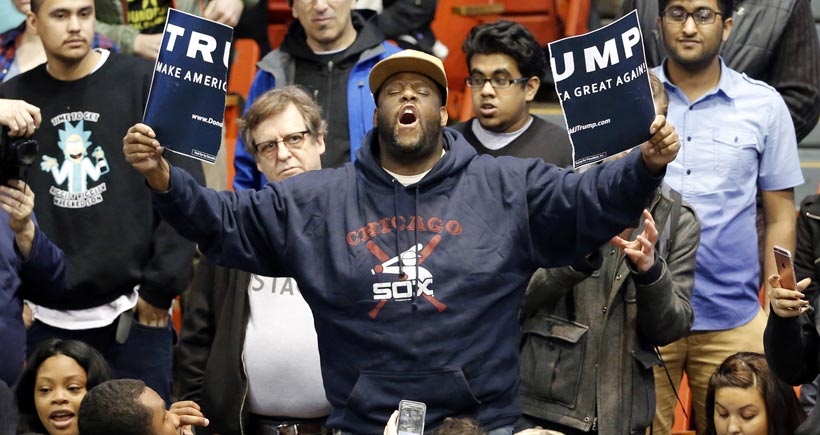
{"left": 27, "top": 317, "right": 174, "bottom": 403}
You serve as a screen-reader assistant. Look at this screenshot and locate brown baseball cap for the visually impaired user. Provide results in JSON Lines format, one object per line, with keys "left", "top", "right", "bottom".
{"left": 369, "top": 49, "right": 448, "bottom": 104}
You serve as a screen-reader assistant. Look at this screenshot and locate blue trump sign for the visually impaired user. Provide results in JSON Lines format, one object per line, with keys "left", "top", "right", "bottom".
{"left": 143, "top": 8, "right": 233, "bottom": 164}
{"left": 548, "top": 10, "right": 655, "bottom": 168}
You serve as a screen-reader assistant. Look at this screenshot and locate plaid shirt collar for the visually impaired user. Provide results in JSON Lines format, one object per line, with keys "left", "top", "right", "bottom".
{"left": 0, "top": 22, "right": 25, "bottom": 81}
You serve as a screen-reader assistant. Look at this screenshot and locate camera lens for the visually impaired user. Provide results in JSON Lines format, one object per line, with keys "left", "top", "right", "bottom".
{"left": 12, "top": 139, "right": 38, "bottom": 166}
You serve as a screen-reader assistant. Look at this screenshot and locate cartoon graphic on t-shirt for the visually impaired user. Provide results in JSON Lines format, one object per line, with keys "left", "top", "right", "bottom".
{"left": 40, "top": 120, "right": 110, "bottom": 208}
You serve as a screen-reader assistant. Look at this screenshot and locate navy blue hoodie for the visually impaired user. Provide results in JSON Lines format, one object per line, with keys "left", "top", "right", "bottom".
{"left": 154, "top": 128, "right": 662, "bottom": 434}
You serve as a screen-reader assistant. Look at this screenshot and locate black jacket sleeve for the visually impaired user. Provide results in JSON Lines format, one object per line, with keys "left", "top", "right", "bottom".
{"left": 139, "top": 154, "right": 206, "bottom": 309}
{"left": 175, "top": 256, "right": 219, "bottom": 403}
{"left": 376, "top": 0, "right": 438, "bottom": 39}
{"left": 764, "top": 308, "right": 820, "bottom": 385}
{"left": 766, "top": 0, "right": 820, "bottom": 142}
{"left": 795, "top": 195, "right": 820, "bottom": 303}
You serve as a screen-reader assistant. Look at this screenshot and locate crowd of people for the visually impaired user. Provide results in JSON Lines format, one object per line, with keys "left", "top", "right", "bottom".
{"left": 1, "top": 0, "right": 820, "bottom": 435}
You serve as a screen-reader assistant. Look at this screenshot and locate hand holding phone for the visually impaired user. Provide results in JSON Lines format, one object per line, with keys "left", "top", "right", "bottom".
{"left": 773, "top": 245, "right": 797, "bottom": 290}
{"left": 771, "top": 246, "right": 814, "bottom": 315}
{"left": 397, "top": 400, "right": 426, "bottom": 435}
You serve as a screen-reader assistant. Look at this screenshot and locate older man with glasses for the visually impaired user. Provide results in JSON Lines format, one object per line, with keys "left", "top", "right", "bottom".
{"left": 644, "top": 1, "right": 804, "bottom": 435}
{"left": 231, "top": 0, "right": 400, "bottom": 191}
{"left": 174, "top": 86, "right": 332, "bottom": 435}
{"left": 450, "top": 20, "right": 573, "bottom": 168}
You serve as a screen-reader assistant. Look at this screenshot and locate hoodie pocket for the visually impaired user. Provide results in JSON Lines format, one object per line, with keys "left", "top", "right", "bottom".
{"left": 629, "top": 348, "right": 661, "bottom": 432}
{"left": 519, "top": 314, "right": 588, "bottom": 407}
{"left": 346, "top": 369, "right": 481, "bottom": 418}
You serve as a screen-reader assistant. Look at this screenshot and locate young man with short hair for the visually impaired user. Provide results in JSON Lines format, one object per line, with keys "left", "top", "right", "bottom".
{"left": 79, "top": 378, "right": 209, "bottom": 435}
{"left": 451, "top": 20, "right": 572, "bottom": 167}
{"left": 0, "top": 0, "right": 203, "bottom": 403}
{"left": 649, "top": 1, "right": 804, "bottom": 434}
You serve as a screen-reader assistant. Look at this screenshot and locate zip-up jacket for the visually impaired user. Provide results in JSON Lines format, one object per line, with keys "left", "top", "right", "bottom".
{"left": 519, "top": 189, "right": 699, "bottom": 435}
{"left": 153, "top": 127, "right": 665, "bottom": 434}
{"left": 175, "top": 259, "right": 253, "bottom": 434}
{"left": 232, "top": 16, "right": 400, "bottom": 190}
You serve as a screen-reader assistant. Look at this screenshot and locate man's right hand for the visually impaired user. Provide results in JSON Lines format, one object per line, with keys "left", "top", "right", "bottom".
{"left": 640, "top": 114, "right": 680, "bottom": 174}
{"left": 0, "top": 99, "right": 41, "bottom": 137}
{"left": 134, "top": 33, "right": 163, "bottom": 61}
{"left": 123, "top": 123, "right": 170, "bottom": 191}
{"left": 1, "top": 180, "right": 36, "bottom": 258}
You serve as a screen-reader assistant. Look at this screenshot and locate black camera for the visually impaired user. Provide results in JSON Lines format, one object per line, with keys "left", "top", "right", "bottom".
{"left": 0, "top": 128, "right": 38, "bottom": 185}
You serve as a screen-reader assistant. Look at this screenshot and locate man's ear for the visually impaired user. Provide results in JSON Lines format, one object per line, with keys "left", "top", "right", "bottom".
{"left": 373, "top": 109, "right": 378, "bottom": 127}
{"left": 722, "top": 16, "right": 734, "bottom": 42}
{"left": 439, "top": 106, "right": 448, "bottom": 127}
{"left": 524, "top": 77, "right": 540, "bottom": 103}
{"left": 26, "top": 12, "right": 37, "bottom": 35}
{"left": 656, "top": 16, "right": 663, "bottom": 44}
{"left": 315, "top": 134, "right": 326, "bottom": 155}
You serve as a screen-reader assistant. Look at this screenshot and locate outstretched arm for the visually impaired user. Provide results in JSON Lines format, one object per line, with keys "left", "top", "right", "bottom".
{"left": 1, "top": 181, "right": 67, "bottom": 304}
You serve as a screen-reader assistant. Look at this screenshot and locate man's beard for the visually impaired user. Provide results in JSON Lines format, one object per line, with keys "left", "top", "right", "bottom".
{"left": 377, "top": 111, "right": 443, "bottom": 157}
{"left": 663, "top": 33, "right": 722, "bottom": 73}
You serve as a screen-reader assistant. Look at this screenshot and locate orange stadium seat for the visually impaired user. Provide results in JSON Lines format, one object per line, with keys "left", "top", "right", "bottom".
{"left": 671, "top": 373, "right": 694, "bottom": 435}
{"left": 268, "top": 0, "right": 293, "bottom": 49}
{"left": 223, "top": 39, "right": 260, "bottom": 189}
{"left": 228, "top": 38, "right": 260, "bottom": 99}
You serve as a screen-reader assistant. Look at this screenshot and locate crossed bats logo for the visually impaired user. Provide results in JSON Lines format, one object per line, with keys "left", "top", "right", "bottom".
{"left": 366, "top": 234, "right": 447, "bottom": 319}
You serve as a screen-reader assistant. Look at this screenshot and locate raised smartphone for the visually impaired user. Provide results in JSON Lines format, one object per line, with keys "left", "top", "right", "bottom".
{"left": 397, "top": 400, "right": 426, "bottom": 435}
{"left": 773, "top": 245, "right": 797, "bottom": 290}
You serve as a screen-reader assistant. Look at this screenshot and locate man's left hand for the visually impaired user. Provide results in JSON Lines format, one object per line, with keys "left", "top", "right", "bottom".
{"left": 641, "top": 114, "right": 680, "bottom": 174}
{"left": 134, "top": 296, "right": 169, "bottom": 327}
{"left": 611, "top": 209, "right": 658, "bottom": 273}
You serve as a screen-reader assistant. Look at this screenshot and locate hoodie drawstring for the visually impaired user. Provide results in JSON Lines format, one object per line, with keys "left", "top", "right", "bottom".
{"left": 393, "top": 180, "right": 404, "bottom": 281}
{"left": 413, "top": 185, "right": 420, "bottom": 307}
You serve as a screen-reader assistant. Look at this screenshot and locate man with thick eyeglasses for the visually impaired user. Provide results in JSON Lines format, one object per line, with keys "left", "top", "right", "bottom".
{"left": 662, "top": 5, "right": 721, "bottom": 24}
{"left": 254, "top": 130, "right": 312, "bottom": 159}
{"left": 175, "top": 86, "right": 331, "bottom": 435}
{"left": 230, "top": 0, "right": 400, "bottom": 191}
{"left": 450, "top": 20, "right": 572, "bottom": 167}
{"left": 620, "top": 0, "right": 820, "bottom": 144}
{"left": 644, "top": 1, "right": 804, "bottom": 435}
{"left": 0, "top": 0, "right": 204, "bottom": 407}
